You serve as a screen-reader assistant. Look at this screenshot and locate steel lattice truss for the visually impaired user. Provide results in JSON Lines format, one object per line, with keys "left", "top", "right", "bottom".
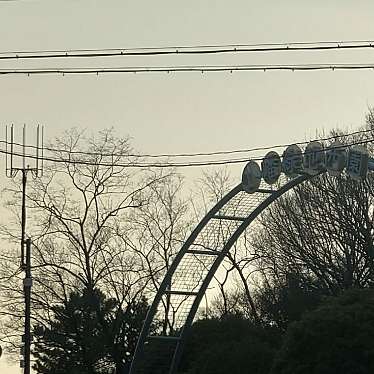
{"left": 130, "top": 173, "right": 313, "bottom": 374}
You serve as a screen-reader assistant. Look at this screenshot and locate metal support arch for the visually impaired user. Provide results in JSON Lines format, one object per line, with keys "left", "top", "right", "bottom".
{"left": 129, "top": 173, "right": 314, "bottom": 374}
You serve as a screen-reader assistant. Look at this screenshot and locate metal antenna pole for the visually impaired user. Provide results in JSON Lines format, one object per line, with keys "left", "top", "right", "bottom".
{"left": 23, "top": 238, "right": 32, "bottom": 374}
{"left": 20, "top": 169, "right": 27, "bottom": 268}
{"left": 4, "top": 124, "right": 44, "bottom": 373}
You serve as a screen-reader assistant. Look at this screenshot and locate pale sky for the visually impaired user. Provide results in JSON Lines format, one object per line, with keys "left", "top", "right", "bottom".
{"left": 1, "top": 1, "right": 374, "bottom": 372}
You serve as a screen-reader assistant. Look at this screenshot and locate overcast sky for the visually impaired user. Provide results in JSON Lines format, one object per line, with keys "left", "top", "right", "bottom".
{"left": 1, "top": 1, "right": 374, "bottom": 372}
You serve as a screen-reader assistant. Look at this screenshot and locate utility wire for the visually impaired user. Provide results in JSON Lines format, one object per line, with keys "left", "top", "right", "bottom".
{"left": 0, "top": 40, "right": 374, "bottom": 59}
{"left": 2, "top": 138, "right": 373, "bottom": 168}
{"left": 2, "top": 128, "right": 372, "bottom": 159}
{"left": 1, "top": 41, "right": 374, "bottom": 60}
{"left": 1, "top": 63, "right": 374, "bottom": 76}
{"left": 3, "top": 40, "right": 374, "bottom": 53}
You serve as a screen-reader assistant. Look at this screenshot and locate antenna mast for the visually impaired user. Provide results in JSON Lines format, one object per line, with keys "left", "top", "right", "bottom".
{"left": 5, "top": 124, "right": 44, "bottom": 374}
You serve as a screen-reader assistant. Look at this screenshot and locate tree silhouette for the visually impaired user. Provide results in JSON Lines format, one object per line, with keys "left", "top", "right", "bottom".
{"left": 179, "top": 314, "right": 281, "bottom": 374}
{"left": 33, "top": 288, "right": 148, "bottom": 374}
{"left": 272, "top": 288, "right": 374, "bottom": 374}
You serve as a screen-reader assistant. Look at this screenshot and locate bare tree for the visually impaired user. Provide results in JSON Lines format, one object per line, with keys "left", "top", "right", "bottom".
{"left": 0, "top": 128, "right": 189, "bottom": 354}
{"left": 196, "top": 117, "right": 374, "bottom": 324}
{"left": 194, "top": 168, "right": 261, "bottom": 321}
{"left": 250, "top": 122, "right": 374, "bottom": 326}
{"left": 116, "top": 172, "right": 193, "bottom": 333}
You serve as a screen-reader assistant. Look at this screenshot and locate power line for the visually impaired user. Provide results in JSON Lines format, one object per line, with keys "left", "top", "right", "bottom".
{"left": 1, "top": 63, "right": 374, "bottom": 76}
{"left": 2, "top": 137, "right": 373, "bottom": 168}
{"left": 1, "top": 40, "right": 374, "bottom": 55}
{"left": 1, "top": 41, "right": 374, "bottom": 60}
{"left": 2, "top": 128, "right": 372, "bottom": 159}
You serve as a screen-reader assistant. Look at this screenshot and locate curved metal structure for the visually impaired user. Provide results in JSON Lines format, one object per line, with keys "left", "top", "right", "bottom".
{"left": 129, "top": 173, "right": 315, "bottom": 374}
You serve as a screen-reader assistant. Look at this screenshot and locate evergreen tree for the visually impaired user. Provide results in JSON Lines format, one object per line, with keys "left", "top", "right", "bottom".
{"left": 272, "top": 289, "right": 374, "bottom": 374}
{"left": 179, "top": 314, "right": 281, "bottom": 374}
{"left": 33, "top": 288, "right": 147, "bottom": 374}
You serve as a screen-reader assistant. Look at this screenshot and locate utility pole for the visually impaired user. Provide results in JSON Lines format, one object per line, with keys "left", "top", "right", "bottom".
{"left": 23, "top": 238, "right": 32, "bottom": 374}
{"left": 21, "top": 169, "right": 27, "bottom": 268}
{"left": 5, "top": 124, "right": 43, "bottom": 374}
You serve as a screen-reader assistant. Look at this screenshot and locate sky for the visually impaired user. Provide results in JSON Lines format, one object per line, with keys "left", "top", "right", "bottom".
{"left": 1, "top": 1, "right": 374, "bottom": 372}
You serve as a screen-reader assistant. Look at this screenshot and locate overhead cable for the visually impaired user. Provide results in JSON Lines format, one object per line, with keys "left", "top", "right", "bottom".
{"left": 2, "top": 128, "right": 372, "bottom": 159}
{"left": 2, "top": 138, "right": 373, "bottom": 169}
{"left": 0, "top": 41, "right": 374, "bottom": 60}
{"left": 1, "top": 63, "right": 374, "bottom": 76}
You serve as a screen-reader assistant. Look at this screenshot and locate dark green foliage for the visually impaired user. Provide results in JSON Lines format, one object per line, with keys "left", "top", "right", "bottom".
{"left": 135, "top": 338, "right": 179, "bottom": 374}
{"left": 33, "top": 288, "right": 148, "bottom": 374}
{"left": 256, "top": 272, "right": 327, "bottom": 330}
{"left": 178, "top": 314, "right": 281, "bottom": 374}
{"left": 272, "top": 288, "right": 374, "bottom": 374}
